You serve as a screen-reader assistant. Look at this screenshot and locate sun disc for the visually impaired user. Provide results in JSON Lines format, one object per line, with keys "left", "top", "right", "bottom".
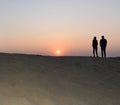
{"left": 56, "top": 50, "right": 60, "bottom": 54}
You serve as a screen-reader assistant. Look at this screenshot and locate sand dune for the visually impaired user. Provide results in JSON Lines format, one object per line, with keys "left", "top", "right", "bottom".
{"left": 0, "top": 53, "right": 120, "bottom": 105}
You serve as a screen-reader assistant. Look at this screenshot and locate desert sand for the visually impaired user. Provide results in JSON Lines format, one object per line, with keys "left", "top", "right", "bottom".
{"left": 0, "top": 53, "right": 120, "bottom": 105}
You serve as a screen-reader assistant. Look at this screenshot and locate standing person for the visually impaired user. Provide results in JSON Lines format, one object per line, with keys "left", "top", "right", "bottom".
{"left": 92, "top": 36, "right": 98, "bottom": 57}
{"left": 100, "top": 36, "right": 107, "bottom": 58}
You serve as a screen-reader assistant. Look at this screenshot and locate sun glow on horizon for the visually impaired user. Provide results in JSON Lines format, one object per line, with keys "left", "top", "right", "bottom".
{"left": 56, "top": 50, "right": 60, "bottom": 54}
{"left": 53, "top": 50, "right": 62, "bottom": 56}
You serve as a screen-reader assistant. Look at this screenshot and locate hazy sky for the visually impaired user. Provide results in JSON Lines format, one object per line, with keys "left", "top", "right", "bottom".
{"left": 0, "top": 0, "right": 120, "bottom": 56}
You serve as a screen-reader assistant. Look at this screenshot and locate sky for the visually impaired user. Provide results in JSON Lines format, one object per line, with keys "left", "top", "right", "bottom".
{"left": 0, "top": 0, "right": 120, "bottom": 56}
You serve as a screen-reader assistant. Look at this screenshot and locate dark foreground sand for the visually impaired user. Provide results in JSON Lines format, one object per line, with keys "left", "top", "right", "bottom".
{"left": 0, "top": 53, "right": 120, "bottom": 105}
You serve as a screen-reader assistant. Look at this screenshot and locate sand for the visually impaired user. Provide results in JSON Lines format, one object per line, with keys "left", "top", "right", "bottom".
{"left": 0, "top": 53, "right": 120, "bottom": 105}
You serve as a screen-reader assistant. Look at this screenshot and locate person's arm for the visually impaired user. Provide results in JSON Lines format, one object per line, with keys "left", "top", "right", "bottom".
{"left": 97, "top": 40, "right": 98, "bottom": 46}
{"left": 92, "top": 40, "right": 93, "bottom": 47}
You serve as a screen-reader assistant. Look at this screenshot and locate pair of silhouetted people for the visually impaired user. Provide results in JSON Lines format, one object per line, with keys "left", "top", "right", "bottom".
{"left": 92, "top": 36, "right": 107, "bottom": 58}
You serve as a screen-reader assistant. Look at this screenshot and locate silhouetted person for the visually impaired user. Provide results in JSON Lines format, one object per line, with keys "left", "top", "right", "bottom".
{"left": 100, "top": 36, "right": 107, "bottom": 58}
{"left": 92, "top": 37, "right": 98, "bottom": 57}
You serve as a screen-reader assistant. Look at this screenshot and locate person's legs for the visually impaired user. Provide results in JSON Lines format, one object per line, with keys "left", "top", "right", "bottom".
{"left": 93, "top": 48, "right": 95, "bottom": 57}
{"left": 96, "top": 47, "right": 98, "bottom": 57}
{"left": 104, "top": 48, "right": 106, "bottom": 58}
{"left": 101, "top": 48, "right": 103, "bottom": 58}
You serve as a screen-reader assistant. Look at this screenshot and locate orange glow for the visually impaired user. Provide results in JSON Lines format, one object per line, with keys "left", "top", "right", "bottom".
{"left": 56, "top": 50, "right": 61, "bottom": 56}
{"left": 52, "top": 49, "right": 63, "bottom": 56}
{"left": 56, "top": 50, "right": 61, "bottom": 55}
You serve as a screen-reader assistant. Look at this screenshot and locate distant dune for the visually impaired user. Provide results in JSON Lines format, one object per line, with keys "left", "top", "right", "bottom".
{"left": 0, "top": 53, "right": 120, "bottom": 105}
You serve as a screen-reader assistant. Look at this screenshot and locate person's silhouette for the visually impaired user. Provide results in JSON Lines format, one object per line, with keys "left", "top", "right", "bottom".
{"left": 100, "top": 36, "right": 107, "bottom": 58}
{"left": 92, "top": 37, "right": 98, "bottom": 57}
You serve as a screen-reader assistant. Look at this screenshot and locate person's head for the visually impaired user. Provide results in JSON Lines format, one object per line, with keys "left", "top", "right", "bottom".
{"left": 102, "top": 36, "right": 104, "bottom": 39}
{"left": 94, "top": 36, "right": 96, "bottom": 40}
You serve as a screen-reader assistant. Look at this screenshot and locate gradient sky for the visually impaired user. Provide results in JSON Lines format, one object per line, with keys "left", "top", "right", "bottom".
{"left": 0, "top": 0, "right": 120, "bottom": 56}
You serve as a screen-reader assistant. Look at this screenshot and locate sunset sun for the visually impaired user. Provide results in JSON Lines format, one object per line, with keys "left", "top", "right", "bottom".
{"left": 56, "top": 50, "right": 60, "bottom": 54}
{"left": 53, "top": 49, "right": 63, "bottom": 56}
